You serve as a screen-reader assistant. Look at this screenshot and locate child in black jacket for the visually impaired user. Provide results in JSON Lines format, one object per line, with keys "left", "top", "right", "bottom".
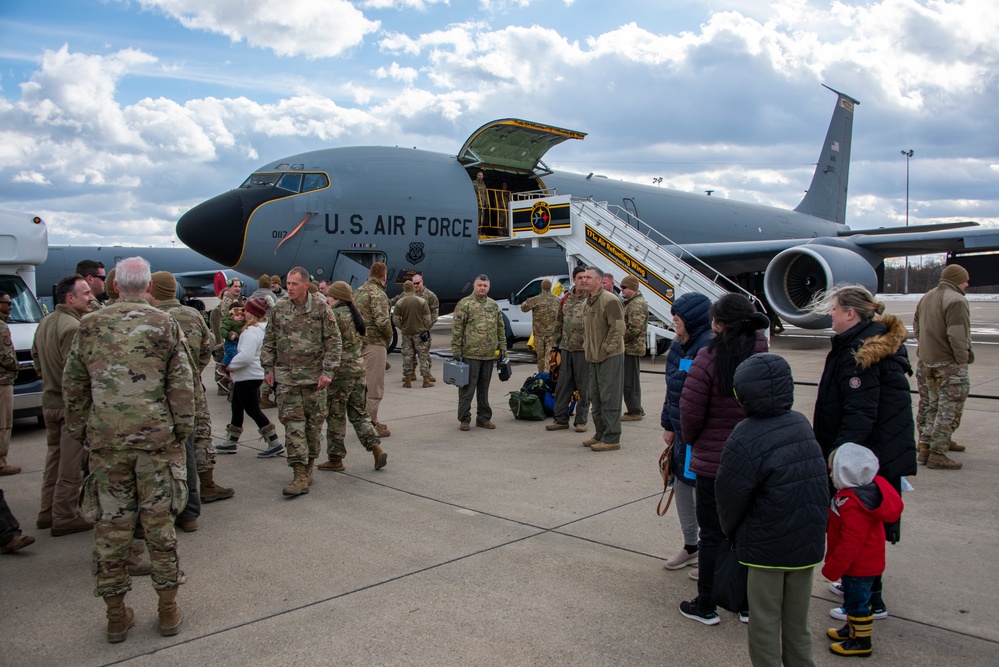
{"left": 717, "top": 353, "right": 829, "bottom": 666}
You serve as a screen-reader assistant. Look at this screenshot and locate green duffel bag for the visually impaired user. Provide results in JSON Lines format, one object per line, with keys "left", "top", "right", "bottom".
{"left": 508, "top": 390, "right": 546, "bottom": 421}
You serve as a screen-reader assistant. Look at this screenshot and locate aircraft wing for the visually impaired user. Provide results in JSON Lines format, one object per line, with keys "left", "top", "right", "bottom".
{"left": 677, "top": 225, "right": 999, "bottom": 276}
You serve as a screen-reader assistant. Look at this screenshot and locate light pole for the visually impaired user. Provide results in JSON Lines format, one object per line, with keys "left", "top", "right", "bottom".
{"left": 901, "top": 149, "right": 914, "bottom": 293}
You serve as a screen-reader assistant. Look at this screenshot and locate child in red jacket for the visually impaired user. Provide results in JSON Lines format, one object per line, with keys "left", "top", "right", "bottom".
{"left": 822, "top": 443, "right": 904, "bottom": 658}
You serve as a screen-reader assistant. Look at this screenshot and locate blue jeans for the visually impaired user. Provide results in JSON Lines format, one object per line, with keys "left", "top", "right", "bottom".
{"left": 841, "top": 575, "right": 876, "bottom": 617}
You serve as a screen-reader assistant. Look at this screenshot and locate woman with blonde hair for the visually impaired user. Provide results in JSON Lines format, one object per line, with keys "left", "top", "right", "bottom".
{"left": 812, "top": 284, "right": 917, "bottom": 625}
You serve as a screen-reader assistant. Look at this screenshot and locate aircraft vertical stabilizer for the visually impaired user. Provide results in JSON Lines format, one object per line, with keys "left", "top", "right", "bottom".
{"left": 793, "top": 86, "right": 859, "bottom": 225}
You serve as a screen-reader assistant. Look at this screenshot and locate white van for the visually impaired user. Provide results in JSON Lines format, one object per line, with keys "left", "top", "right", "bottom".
{"left": 0, "top": 210, "right": 47, "bottom": 422}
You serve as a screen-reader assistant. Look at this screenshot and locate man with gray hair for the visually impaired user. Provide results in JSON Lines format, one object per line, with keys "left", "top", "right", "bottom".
{"left": 63, "top": 256, "right": 196, "bottom": 642}
{"left": 580, "top": 266, "right": 626, "bottom": 451}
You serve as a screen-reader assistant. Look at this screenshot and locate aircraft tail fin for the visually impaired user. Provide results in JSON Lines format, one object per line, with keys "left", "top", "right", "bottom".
{"left": 793, "top": 86, "right": 859, "bottom": 225}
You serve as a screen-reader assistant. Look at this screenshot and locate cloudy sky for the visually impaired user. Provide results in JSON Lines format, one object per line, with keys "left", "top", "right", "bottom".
{"left": 1, "top": 0, "right": 996, "bottom": 247}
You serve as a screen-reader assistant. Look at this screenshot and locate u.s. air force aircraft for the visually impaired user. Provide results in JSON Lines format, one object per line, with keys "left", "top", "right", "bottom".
{"left": 176, "top": 85, "right": 999, "bottom": 328}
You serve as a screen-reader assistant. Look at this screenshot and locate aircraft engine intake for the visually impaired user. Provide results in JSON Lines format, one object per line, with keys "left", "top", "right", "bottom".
{"left": 763, "top": 244, "right": 878, "bottom": 329}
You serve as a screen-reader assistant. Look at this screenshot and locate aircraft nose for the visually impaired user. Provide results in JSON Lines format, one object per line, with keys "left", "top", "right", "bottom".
{"left": 177, "top": 191, "right": 246, "bottom": 267}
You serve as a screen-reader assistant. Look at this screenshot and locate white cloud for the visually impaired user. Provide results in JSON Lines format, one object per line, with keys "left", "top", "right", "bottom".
{"left": 127, "top": 0, "right": 380, "bottom": 58}
{"left": 361, "top": 0, "right": 450, "bottom": 9}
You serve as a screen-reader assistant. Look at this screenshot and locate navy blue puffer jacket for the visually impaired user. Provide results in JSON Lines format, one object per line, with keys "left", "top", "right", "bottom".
{"left": 716, "top": 353, "right": 829, "bottom": 568}
{"left": 660, "top": 292, "right": 713, "bottom": 486}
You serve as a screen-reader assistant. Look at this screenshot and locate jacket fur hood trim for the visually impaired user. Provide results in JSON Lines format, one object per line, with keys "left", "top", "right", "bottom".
{"left": 853, "top": 315, "right": 908, "bottom": 370}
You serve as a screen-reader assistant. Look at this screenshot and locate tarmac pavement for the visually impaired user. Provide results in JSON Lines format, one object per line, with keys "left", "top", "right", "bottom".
{"left": 1, "top": 299, "right": 998, "bottom": 666}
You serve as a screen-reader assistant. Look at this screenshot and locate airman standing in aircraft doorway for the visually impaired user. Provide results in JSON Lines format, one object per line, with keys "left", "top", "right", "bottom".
{"left": 473, "top": 171, "right": 488, "bottom": 232}
{"left": 354, "top": 262, "right": 393, "bottom": 438}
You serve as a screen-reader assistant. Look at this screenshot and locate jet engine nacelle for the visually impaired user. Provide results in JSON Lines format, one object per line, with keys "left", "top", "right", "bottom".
{"left": 763, "top": 243, "right": 878, "bottom": 329}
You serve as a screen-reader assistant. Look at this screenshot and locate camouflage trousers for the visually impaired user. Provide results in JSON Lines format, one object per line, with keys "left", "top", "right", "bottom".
{"left": 916, "top": 362, "right": 969, "bottom": 453}
{"left": 83, "top": 446, "right": 188, "bottom": 598}
{"left": 533, "top": 333, "right": 554, "bottom": 373}
{"left": 401, "top": 333, "right": 432, "bottom": 378}
{"left": 325, "top": 375, "right": 379, "bottom": 459}
{"left": 277, "top": 384, "right": 328, "bottom": 466}
{"left": 194, "top": 402, "right": 216, "bottom": 473}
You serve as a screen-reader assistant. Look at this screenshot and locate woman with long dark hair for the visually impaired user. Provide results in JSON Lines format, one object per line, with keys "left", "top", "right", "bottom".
{"left": 217, "top": 297, "right": 285, "bottom": 458}
{"left": 678, "top": 293, "right": 769, "bottom": 625}
{"left": 812, "top": 285, "right": 916, "bottom": 624}
{"left": 316, "top": 282, "right": 388, "bottom": 472}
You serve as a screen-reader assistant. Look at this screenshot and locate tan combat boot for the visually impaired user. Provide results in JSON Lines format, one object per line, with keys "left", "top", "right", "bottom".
{"left": 949, "top": 441, "right": 966, "bottom": 452}
{"left": 375, "top": 423, "right": 391, "bottom": 438}
{"left": 317, "top": 456, "right": 345, "bottom": 471}
{"left": 306, "top": 458, "right": 315, "bottom": 486}
{"left": 156, "top": 587, "right": 184, "bottom": 636}
{"left": 403, "top": 376, "right": 412, "bottom": 388}
{"left": 282, "top": 463, "right": 310, "bottom": 496}
{"left": 198, "top": 468, "right": 235, "bottom": 502}
{"left": 371, "top": 445, "right": 388, "bottom": 470}
{"left": 104, "top": 593, "right": 135, "bottom": 643}
{"left": 927, "top": 451, "right": 963, "bottom": 470}
{"left": 126, "top": 540, "right": 152, "bottom": 576}
{"left": 917, "top": 446, "right": 929, "bottom": 465}
{"left": 406, "top": 371, "right": 416, "bottom": 381}
{"left": 422, "top": 376, "right": 435, "bottom": 388}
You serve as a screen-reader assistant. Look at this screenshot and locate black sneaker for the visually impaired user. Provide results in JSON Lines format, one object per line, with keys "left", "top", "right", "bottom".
{"left": 679, "top": 598, "right": 720, "bottom": 626}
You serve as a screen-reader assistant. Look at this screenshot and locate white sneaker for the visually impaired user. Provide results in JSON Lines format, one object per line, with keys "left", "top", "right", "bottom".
{"left": 830, "top": 606, "right": 888, "bottom": 621}
{"left": 689, "top": 568, "right": 699, "bottom": 581}
{"left": 664, "top": 548, "right": 698, "bottom": 570}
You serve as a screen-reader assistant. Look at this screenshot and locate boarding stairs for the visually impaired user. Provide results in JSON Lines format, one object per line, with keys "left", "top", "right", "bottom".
{"left": 480, "top": 192, "right": 765, "bottom": 353}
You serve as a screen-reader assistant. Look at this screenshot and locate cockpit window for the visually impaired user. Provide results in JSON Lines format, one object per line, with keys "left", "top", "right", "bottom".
{"left": 277, "top": 173, "right": 303, "bottom": 193}
{"left": 303, "top": 173, "right": 329, "bottom": 192}
{"left": 239, "top": 172, "right": 329, "bottom": 193}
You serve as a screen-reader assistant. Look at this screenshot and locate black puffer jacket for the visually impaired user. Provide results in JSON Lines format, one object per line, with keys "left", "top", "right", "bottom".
{"left": 812, "top": 315, "right": 917, "bottom": 486}
{"left": 716, "top": 354, "right": 829, "bottom": 568}
{"left": 660, "top": 293, "right": 713, "bottom": 486}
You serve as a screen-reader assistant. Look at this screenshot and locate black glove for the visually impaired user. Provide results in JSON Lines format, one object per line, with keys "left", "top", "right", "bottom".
{"left": 419, "top": 330, "right": 430, "bottom": 342}
{"left": 884, "top": 519, "right": 901, "bottom": 545}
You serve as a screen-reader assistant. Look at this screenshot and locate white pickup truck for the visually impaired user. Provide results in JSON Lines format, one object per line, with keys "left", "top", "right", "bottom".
{"left": 495, "top": 275, "right": 571, "bottom": 342}
{"left": 496, "top": 273, "right": 672, "bottom": 356}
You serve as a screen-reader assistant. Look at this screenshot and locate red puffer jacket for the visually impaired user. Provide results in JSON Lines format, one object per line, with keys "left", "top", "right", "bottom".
{"left": 680, "top": 333, "right": 768, "bottom": 479}
{"left": 822, "top": 475, "right": 904, "bottom": 581}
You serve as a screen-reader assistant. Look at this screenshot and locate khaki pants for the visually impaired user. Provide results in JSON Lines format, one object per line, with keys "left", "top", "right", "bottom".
{"left": 39, "top": 408, "right": 87, "bottom": 524}
{"left": 362, "top": 344, "right": 387, "bottom": 424}
{"left": 746, "top": 566, "right": 816, "bottom": 667}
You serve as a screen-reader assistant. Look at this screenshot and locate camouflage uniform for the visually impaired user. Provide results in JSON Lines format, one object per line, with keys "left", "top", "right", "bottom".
{"left": 261, "top": 293, "right": 341, "bottom": 466}
{"left": 158, "top": 300, "right": 216, "bottom": 474}
{"left": 451, "top": 294, "right": 506, "bottom": 425}
{"left": 326, "top": 304, "right": 379, "bottom": 460}
{"left": 521, "top": 291, "right": 560, "bottom": 373}
{"left": 392, "top": 286, "right": 439, "bottom": 378}
{"left": 550, "top": 289, "right": 590, "bottom": 427}
{"left": 622, "top": 291, "right": 649, "bottom": 415}
{"left": 393, "top": 292, "right": 432, "bottom": 380}
{"left": 354, "top": 278, "right": 392, "bottom": 425}
{"left": 0, "top": 315, "right": 16, "bottom": 472}
{"left": 63, "top": 297, "right": 196, "bottom": 597}
{"left": 914, "top": 276, "right": 974, "bottom": 456}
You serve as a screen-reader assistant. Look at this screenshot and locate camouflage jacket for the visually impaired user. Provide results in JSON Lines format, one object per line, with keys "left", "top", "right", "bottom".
{"left": 30, "top": 305, "right": 82, "bottom": 408}
{"left": 331, "top": 303, "right": 365, "bottom": 383}
{"left": 391, "top": 287, "right": 440, "bottom": 326}
{"left": 623, "top": 292, "right": 649, "bottom": 356}
{"left": 552, "top": 289, "right": 587, "bottom": 351}
{"left": 0, "top": 319, "right": 16, "bottom": 386}
{"left": 451, "top": 294, "right": 506, "bottom": 361}
{"left": 261, "top": 293, "right": 341, "bottom": 385}
{"left": 521, "top": 291, "right": 560, "bottom": 337}
{"left": 62, "top": 297, "right": 196, "bottom": 450}
{"left": 159, "top": 300, "right": 214, "bottom": 372}
{"left": 355, "top": 278, "right": 393, "bottom": 347}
